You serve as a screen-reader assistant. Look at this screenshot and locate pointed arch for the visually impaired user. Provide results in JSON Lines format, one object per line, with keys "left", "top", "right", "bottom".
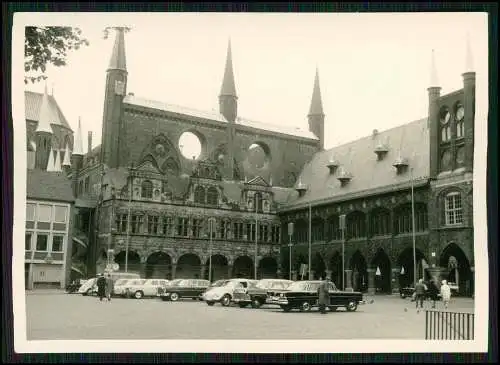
{"left": 439, "top": 242, "right": 473, "bottom": 296}
{"left": 349, "top": 250, "right": 368, "bottom": 292}
{"left": 194, "top": 185, "right": 206, "bottom": 204}
{"left": 370, "top": 248, "right": 392, "bottom": 294}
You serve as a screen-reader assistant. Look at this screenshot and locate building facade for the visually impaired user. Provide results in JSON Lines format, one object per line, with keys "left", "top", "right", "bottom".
{"left": 25, "top": 28, "right": 475, "bottom": 297}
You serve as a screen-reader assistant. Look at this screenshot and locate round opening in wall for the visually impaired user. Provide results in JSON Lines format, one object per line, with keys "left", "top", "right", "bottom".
{"left": 247, "top": 143, "right": 269, "bottom": 169}
{"left": 179, "top": 131, "right": 202, "bottom": 160}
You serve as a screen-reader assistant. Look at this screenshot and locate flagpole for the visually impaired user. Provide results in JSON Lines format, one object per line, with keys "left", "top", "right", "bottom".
{"left": 308, "top": 203, "right": 312, "bottom": 280}
{"left": 411, "top": 167, "right": 417, "bottom": 288}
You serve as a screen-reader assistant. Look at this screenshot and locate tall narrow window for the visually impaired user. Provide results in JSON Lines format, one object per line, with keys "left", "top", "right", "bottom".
{"left": 51, "top": 236, "right": 64, "bottom": 252}
{"left": 455, "top": 103, "right": 465, "bottom": 139}
{"left": 218, "top": 220, "right": 226, "bottom": 239}
{"left": 246, "top": 223, "right": 256, "bottom": 241}
{"left": 131, "top": 214, "right": 144, "bottom": 234}
{"left": 440, "top": 108, "right": 452, "bottom": 142}
{"left": 36, "top": 234, "right": 48, "bottom": 251}
{"left": 25, "top": 233, "right": 32, "bottom": 251}
{"left": 233, "top": 222, "right": 243, "bottom": 240}
{"left": 141, "top": 180, "right": 153, "bottom": 199}
{"left": 115, "top": 214, "right": 128, "bottom": 233}
{"left": 147, "top": 215, "right": 159, "bottom": 235}
{"left": 254, "top": 192, "right": 263, "bottom": 213}
{"left": 162, "top": 216, "right": 173, "bottom": 236}
{"left": 370, "top": 209, "right": 391, "bottom": 236}
{"left": 206, "top": 187, "right": 219, "bottom": 205}
{"left": 259, "top": 224, "right": 269, "bottom": 243}
{"left": 177, "top": 217, "right": 189, "bottom": 237}
{"left": 311, "top": 219, "right": 324, "bottom": 241}
{"left": 192, "top": 218, "right": 203, "bottom": 238}
{"left": 271, "top": 225, "right": 281, "bottom": 243}
{"left": 194, "top": 186, "right": 205, "bottom": 204}
{"left": 346, "top": 212, "right": 366, "bottom": 239}
{"left": 26, "top": 203, "right": 36, "bottom": 222}
{"left": 445, "top": 192, "right": 463, "bottom": 225}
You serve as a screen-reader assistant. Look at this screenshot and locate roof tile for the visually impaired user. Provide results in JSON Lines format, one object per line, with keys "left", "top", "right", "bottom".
{"left": 26, "top": 170, "right": 74, "bottom": 203}
{"left": 25, "top": 91, "right": 72, "bottom": 131}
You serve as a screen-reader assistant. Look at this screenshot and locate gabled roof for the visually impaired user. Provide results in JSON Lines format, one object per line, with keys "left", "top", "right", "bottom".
{"left": 246, "top": 176, "right": 270, "bottom": 187}
{"left": 25, "top": 91, "right": 72, "bottom": 131}
{"left": 123, "top": 94, "right": 318, "bottom": 140}
{"left": 27, "top": 170, "right": 74, "bottom": 203}
{"left": 282, "top": 118, "right": 430, "bottom": 210}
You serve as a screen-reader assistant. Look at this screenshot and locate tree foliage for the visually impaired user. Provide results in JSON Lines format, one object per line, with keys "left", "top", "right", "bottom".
{"left": 24, "top": 26, "right": 90, "bottom": 84}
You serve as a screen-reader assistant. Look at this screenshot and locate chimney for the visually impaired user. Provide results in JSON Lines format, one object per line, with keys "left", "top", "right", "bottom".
{"left": 88, "top": 131, "right": 93, "bottom": 154}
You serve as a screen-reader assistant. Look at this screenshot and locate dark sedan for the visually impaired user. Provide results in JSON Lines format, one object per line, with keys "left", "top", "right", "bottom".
{"left": 267, "top": 280, "right": 364, "bottom": 312}
{"left": 157, "top": 279, "right": 210, "bottom": 301}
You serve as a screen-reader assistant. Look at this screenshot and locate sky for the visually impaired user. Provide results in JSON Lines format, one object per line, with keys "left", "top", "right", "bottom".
{"left": 21, "top": 12, "right": 488, "bottom": 156}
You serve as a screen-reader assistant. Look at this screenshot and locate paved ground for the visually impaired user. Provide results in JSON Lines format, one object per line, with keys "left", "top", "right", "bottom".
{"left": 25, "top": 292, "right": 474, "bottom": 340}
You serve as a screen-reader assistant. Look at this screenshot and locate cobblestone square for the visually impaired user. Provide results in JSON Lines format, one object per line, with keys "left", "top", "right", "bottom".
{"left": 25, "top": 291, "right": 474, "bottom": 340}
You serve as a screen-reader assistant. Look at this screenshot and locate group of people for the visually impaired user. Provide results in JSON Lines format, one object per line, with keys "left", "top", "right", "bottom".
{"left": 414, "top": 278, "right": 452, "bottom": 311}
{"left": 96, "top": 273, "right": 114, "bottom": 302}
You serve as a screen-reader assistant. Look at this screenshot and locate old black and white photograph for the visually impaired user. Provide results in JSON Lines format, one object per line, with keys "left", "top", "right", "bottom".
{"left": 11, "top": 12, "right": 489, "bottom": 353}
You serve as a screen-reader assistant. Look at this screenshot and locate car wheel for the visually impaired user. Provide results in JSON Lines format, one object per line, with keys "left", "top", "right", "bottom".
{"left": 281, "top": 305, "right": 291, "bottom": 312}
{"left": 238, "top": 303, "right": 248, "bottom": 308}
{"left": 346, "top": 300, "right": 358, "bottom": 312}
{"left": 206, "top": 301, "right": 215, "bottom": 306}
{"left": 251, "top": 298, "right": 263, "bottom": 309}
{"left": 220, "top": 294, "right": 231, "bottom": 307}
{"left": 300, "top": 301, "right": 312, "bottom": 312}
{"left": 170, "top": 293, "right": 180, "bottom": 302}
{"left": 134, "top": 291, "right": 144, "bottom": 299}
{"left": 400, "top": 293, "right": 406, "bottom": 299}
{"left": 85, "top": 288, "right": 92, "bottom": 296}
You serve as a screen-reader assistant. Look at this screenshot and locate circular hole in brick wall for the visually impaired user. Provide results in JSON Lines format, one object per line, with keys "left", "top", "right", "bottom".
{"left": 179, "top": 131, "right": 202, "bottom": 160}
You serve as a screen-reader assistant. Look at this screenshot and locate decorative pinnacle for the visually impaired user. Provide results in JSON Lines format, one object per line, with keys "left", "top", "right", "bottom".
{"left": 429, "top": 49, "right": 440, "bottom": 88}
{"left": 219, "top": 39, "right": 237, "bottom": 97}
{"left": 73, "top": 117, "right": 84, "bottom": 155}
{"left": 465, "top": 32, "right": 474, "bottom": 73}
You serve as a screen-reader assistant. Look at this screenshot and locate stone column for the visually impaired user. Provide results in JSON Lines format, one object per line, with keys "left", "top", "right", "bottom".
{"left": 391, "top": 268, "right": 400, "bottom": 294}
{"left": 171, "top": 263, "right": 177, "bottom": 280}
{"left": 227, "top": 264, "right": 233, "bottom": 278}
{"left": 345, "top": 269, "right": 353, "bottom": 292}
{"left": 200, "top": 265, "right": 206, "bottom": 280}
{"left": 367, "top": 268, "right": 376, "bottom": 295}
{"left": 427, "top": 267, "right": 442, "bottom": 283}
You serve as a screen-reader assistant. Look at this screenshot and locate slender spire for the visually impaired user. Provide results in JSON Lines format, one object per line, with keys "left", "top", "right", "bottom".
{"left": 465, "top": 33, "right": 474, "bottom": 73}
{"left": 46, "top": 149, "right": 55, "bottom": 171}
{"left": 429, "top": 49, "right": 440, "bottom": 88}
{"left": 108, "top": 27, "right": 127, "bottom": 72}
{"left": 36, "top": 83, "right": 53, "bottom": 134}
{"left": 73, "top": 117, "right": 84, "bottom": 155}
{"left": 62, "top": 143, "right": 71, "bottom": 166}
{"left": 219, "top": 39, "right": 237, "bottom": 97}
{"left": 308, "top": 67, "right": 324, "bottom": 115}
{"left": 53, "top": 149, "right": 62, "bottom": 172}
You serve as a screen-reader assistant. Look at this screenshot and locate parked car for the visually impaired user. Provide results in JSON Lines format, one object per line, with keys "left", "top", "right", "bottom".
{"left": 232, "top": 279, "right": 293, "bottom": 308}
{"left": 399, "top": 280, "right": 458, "bottom": 299}
{"left": 78, "top": 278, "right": 97, "bottom": 296}
{"left": 157, "top": 279, "right": 210, "bottom": 301}
{"left": 66, "top": 279, "right": 84, "bottom": 294}
{"left": 114, "top": 279, "right": 169, "bottom": 299}
{"left": 197, "top": 279, "right": 230, "bottom": 301}
{"left": 97, "top": 271, "right": 141, "bottom": 283}
{"left": 267, "top": 280, "right": 364, "bottom": 312}
{"left": 202, "top": 278, "right": 258, "bottom": 307}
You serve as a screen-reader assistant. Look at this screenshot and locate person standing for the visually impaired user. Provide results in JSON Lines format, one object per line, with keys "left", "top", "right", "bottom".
{"left": 105, "top": 273, "right": 114, "bottom": 301}
{"left": 317, "top": 278, "right": 330, "bottom": 314}
{"left": 440, "top": 280, "right": 451, "bottom": 309}
{"left": 414, "top": 278, "right": 427, "bottom": 312}
{"left": 428, "top": 279, "right": 440, "bottom": 309}
{"left": 96, "top": 274, "right": 106, "bottom": 301}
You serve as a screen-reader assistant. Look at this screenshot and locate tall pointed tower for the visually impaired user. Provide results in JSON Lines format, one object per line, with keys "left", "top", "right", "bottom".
{"left": 34, "top": 84, "right": 54, "bottom": 170}
{"left": 101, "top": 27, "right": 128, "bottom": 169}
{"left": 462, "top": 34, "right": 475, "bottom": 173}
{"left": 219, "top": 39, "right": 238, "bottom": 123}
{"left": 427, "top": 50, "right": 442, "bottom": 179}
{"left": 307, "top": 68, "right": 325, "bottom": 150}
{"left": 219, "top": 40, "right": 238, "bottom": 179}
{"left": 71, "top": 118, "right": 84, "bottom": 196}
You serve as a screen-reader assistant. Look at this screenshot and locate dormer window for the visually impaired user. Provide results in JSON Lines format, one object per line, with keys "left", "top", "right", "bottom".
{"left": 295, "top": 178, "right": 308, "bottom": 197}
{"left": 337, "top": 167, "right": 352, "bottom": 187}
{"left": 327, "top": 156, "right": 340, "bottom": 174}
{"left": 393, "top": 155, "right": 409, "bottom": 174}
{"left": 374, "top": 143, "right": 389, "bottom": 161}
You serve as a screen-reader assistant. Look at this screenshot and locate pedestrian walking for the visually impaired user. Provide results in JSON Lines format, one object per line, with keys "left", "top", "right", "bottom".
{"left": 96, "top": 274, "right": 106, "bottom": 301}
{"left": 317, "top": 278, "right": 330, "bottom": 314}
{"left": 428, "top": 279, "right": 440, "bottom": 309}
{"left": 105, "top": 273, "right": 114, "bottom": 301}
{"left": 414, "top": 279, "right": 427, "bottom": 312}
{"left": 440, "top": 280, "right": 451, "bottom": 309}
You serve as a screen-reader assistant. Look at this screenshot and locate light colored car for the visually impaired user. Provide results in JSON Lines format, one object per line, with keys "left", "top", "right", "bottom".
{"left": 115, "top": 279, "right": 170, "bottom": 299}
{"left": 202, "top": 278, "right": 258, "bottom": 307}
{"left": 78, "top": 278, "right": 97, "bottom": 296}
{"left": 232, "top": 279, "right": 294, "bottom": 308}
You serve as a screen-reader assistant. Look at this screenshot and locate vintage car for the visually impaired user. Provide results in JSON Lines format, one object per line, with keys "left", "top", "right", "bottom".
{"left": 232, "top": 279, "right": 293, "bottom": 308}
{"left": 157, "top": 279, "right": 210, "bottom": 301}
{"left": 267, "top": 280, "right": 364, "bottom": 312}
{"left": 202, "top": 278, "right": 258, "bottom": 306}
{"left": 114, "top": 278, "right": 169, "bottom": 299}
{"left": 78, "top": 278, "right": 97, "bottom": 296}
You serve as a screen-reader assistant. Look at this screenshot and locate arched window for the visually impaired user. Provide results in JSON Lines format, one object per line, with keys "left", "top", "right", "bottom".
{"left": 440, "top": 107, "right": 452, "bottom": 142}
{"left": 346, "top": 212, "right": 366, "bottom": 239}
{"left": 206, "top": 186, "right": 219, "bottom": 205}
{"left": 394, "top": 203, "right": 428, "bottom": 234}
{"left": 444, "top": 192, "right": 463, "bottom": 225}
{"left": 370, "top": 208, "right": 391, "bottom": 236}
{"left": 194, "top": 186, "right": 206, "bottom": 204}
{"left": 254, "top": 192, "right": 263, "bottom": 213}
{"left": 141, "top": 180, "right": 153, "bottom": 199}
{"left": 455, "top": 103, "right": 465, "bottom": 139}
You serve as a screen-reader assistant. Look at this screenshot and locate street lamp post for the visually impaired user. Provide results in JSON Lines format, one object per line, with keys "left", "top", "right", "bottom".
{"left": 208, "top": 217, "right": 216, "bottom": 283}
{"left": 340, "top": 214, "right": 346, "bottom": 290}
{"left": 287, "top": 222, "right": 294, "bottom": 280}
{"left": 410, "top": 167, "right": 417, "bottom": 288}
{"left": 254, "top": 193, "right": 259, "bottom": 280}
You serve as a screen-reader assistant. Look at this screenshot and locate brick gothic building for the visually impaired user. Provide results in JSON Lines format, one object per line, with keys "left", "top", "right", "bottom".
{"left": 62, "top": 28, "right": 474, "bottom": 296}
